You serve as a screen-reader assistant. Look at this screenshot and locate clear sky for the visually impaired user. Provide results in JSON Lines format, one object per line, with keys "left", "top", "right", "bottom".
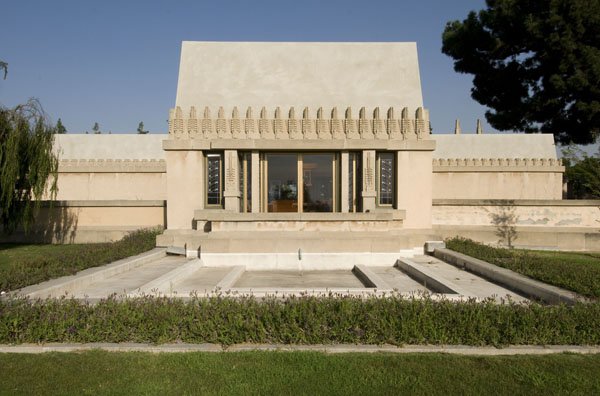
{"left": 1, "top": 0, "right": 498, "bottom": 135}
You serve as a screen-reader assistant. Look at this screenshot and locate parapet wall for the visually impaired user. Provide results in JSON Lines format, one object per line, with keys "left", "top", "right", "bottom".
{"left": 432, "top": 157, "right": 564, "bottom": 200}
{"left": 432, "top": 199, "right": 600, "bottom": 251}
{"left": 1, "top": 135, "right": 169, "bottom": 243}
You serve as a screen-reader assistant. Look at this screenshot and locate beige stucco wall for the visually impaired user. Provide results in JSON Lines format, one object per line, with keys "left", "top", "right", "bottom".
{"left": 397, "top": 150, "right": 433, "bottom": 229}
{"left": 53, "top": 173, "right": 166, "bottom": 201}
{"left": 1, "top": 203, "right": 165, "bottom": 244}
{"left": 433, "top": 200, "right": 600, "bottom": 228}
{"left": 165, "top": 150, "right": 205, "bottom": 229}
{"left": 433, "top": 172, "right": 563, "bottom": 200}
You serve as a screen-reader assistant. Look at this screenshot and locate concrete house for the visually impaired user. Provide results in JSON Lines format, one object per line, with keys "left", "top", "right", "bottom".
{"left": 35, "top": 41, "right": 598, "bottom": 260}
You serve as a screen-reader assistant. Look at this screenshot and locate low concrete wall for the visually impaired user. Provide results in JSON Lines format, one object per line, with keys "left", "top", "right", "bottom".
{"left": 0, "top": 200, "right": 166, "bottom": 244}
{"left": 434, "top": 225, "right": 600, "bottom": 251}
{"left": 433, "top": 199, "right": 600, "bottom": 228}
{"left": 432, "top": 199, "right": 600, "bottom": 251}
{"left": 432, "top": 248, "right": 585, "bottom": 305}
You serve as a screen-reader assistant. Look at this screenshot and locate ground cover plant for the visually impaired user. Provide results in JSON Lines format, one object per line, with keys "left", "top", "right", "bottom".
{"left": 446, "top": 237, "right": 600, "bottom": 299}
{"left": 1, "top": 295, "right": 599, "bottom": 346}
{"left": 2, "top": 351, "right": 600, "bottom": 395}
{"left": 0, "top": 228, "right": 160, "bottom": 292}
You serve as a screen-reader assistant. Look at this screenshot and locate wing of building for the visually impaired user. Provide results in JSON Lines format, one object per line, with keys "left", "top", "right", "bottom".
{"left": 13, "top": 41, "right": 597, "bottom": 253}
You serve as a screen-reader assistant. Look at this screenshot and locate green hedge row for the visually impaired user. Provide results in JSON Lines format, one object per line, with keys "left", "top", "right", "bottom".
{"left": 1, "top": 295, "right": 599, "bottom": 346}
{"left": 0, "top": 228, "right": 160, "bottom": 292}
{"left": 445, "top": 237, "right": 600, "bottom": 298}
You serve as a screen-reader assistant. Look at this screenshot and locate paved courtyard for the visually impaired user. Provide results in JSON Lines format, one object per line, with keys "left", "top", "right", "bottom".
{"left": 15, "top": 249, "right": 529, "bottom": 302}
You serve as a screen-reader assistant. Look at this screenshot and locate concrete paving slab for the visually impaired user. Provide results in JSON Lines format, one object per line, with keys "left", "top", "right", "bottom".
{"left": 170, "top": 267, "right": 234, "bottom": 294}
{"left": 14, "top": 248, "right": 167, "bottom": 299}
{"left": 369, "top": 266, "right": 430, "bottom": 293}
{"left": 233, "top": 270, "right": 367, "bottom": 289}
{"left": 72, "top": 256, "right": 187, "bottom": 298}
{"left": 410, "top": 255, "right": 527, "bottom": 302}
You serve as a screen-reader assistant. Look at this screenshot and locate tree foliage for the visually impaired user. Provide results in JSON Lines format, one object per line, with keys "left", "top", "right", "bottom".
{"left": 137, "top": 121, "right": 148, "bottom": 134}
{"left": 0, "top": 60, "right": 7, "bottom": 80}
{"left": 561, "top": 144, "right": 600, "bottom": 199}
{"left": 55, "top": 118, "right": 66, "bottom": 134}
{"left": 442, "top": 0, "right": 600, "bottom": 144}
{"left": 0, "top": 100, "right": 59, "bottom": 234}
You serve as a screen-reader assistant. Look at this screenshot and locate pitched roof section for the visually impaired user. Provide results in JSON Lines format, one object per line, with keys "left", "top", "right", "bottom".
{"left": 175, "top": 41, "right": 423, "bottom": 112}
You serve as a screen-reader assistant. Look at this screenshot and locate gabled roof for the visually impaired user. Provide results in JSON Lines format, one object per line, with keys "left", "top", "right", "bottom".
{"left": 175, "top": 41, "right": 423, "bottom": 113}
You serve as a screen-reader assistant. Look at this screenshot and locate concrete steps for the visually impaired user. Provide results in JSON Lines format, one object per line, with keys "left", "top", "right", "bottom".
{"left": 157, "top": 229, "right": 441, "bottom": 255}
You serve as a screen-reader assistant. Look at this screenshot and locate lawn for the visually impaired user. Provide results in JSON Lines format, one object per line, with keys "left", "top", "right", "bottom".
{"left": 446, "top": 237, "right": 600, "bottom": 299}
{"left": 0, "top": 351, "right": 599, "bottom": 395}
{"left": 0, "top": 228, "right": 160, "bottom": 292}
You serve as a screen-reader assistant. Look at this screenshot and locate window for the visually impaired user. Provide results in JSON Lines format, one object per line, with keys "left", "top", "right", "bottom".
{"left": 348, "top": 152, "right": 361, "bottom": 212}
{"left": 206, "top": 153, "right": 222, "bottom": 207}
{"left": 239, "top": 152, "right": 252, "bottom": 212}
{"left": 262, "top": 153, "right": 337, "bottom": 213}
{"left": 377, "top": 152, "right": 394, "bottom": 206}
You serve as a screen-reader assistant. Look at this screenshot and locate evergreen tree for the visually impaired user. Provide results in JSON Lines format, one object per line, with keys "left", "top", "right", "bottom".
{"left": 55, "top": 118, "right": 67, "bottom": 134}
{"left": 137, "top": 121, "right": 148, "bottom": 134}
{"left": 442, "top": 0, "right": 600, "bottom": 144}
{"left": 0, "top": 60, "right": 7, "bottom": 80}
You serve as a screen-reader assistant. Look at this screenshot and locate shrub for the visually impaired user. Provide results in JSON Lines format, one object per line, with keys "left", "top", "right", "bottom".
{"left": 0, "top": 295, "right": 599, "bottom": 346}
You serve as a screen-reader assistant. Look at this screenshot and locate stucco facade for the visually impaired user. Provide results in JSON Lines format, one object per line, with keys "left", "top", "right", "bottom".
{"left": 9, "top": 41, "right": 595, "bottom": 251}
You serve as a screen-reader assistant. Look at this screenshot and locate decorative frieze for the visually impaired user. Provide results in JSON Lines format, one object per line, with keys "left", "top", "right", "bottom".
{"left": 432, "top": 158, "right": 564, "bottom": 172}
{"left": 169, "top": 105, "right": 430, "bottom": 141}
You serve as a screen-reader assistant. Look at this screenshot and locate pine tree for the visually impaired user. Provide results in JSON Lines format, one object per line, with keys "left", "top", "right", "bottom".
{"left": 137, "top": 121, "right": 148, "bottom": 134}
{"left": 442, "top": 0, "right": 600, "bottom": 144}
{"left": 55, "top": 118, "right": 67, "bottom": 134}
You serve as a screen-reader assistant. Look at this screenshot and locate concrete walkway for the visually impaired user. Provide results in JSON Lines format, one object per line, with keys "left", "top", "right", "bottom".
{"left": 0, "top": 343, "right": 598, "bottom": 355}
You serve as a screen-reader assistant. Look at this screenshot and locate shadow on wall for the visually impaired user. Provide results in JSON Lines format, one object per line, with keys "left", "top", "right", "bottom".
{"left": 0, "top": 205, "right": 79, "bottom": 244}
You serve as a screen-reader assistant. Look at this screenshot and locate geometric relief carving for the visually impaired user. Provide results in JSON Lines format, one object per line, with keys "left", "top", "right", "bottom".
{"left": 168, "top": 105, "right": 431, "bottom": 142}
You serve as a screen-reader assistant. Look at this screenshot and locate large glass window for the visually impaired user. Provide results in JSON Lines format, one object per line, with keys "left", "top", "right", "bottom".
{"left": 378, "top": 152, "right": 394, "bottom": 206}
{"left": 263, "top": 153, "right": 337, "bottom": 213}
{"left": 206, "top": 153, "right": 222, "bottom": 206}
{"left": 302, "top": 154, "right": 334, "bottom": 212}
{"left": 266, "top": 154, "right": 298, "bottom": 212}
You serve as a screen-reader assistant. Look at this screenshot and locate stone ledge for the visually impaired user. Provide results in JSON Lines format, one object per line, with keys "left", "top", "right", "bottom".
{"left": 194, "top": 210, "right": 406, "bottom": 222}
{"left": 163, "top": 138, "right": 435, "bottom": 151}
{"left": 1, "top": 343, "right": 599, "bottom": 355}
{"left": 10, "top": 248, "right": 167, "bottom": 299}
{"left": 40, "top": 200, "right": 166, "bottom": 207}
{"left": 433, "top": 199, "right": 600, "bottom": 207}
{"left": 431, "top": 248, "right": 586, "bottom": 305}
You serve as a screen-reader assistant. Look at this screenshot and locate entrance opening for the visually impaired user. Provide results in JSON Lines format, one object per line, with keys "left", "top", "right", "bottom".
{"left": 264, "top": 153, "right": 336, "bottom": 213}
{"left": 266, "top": 154, "right": 298, "bottom": 212}
{"left": 302, "top": 153, "right": 334, "bottom": 212}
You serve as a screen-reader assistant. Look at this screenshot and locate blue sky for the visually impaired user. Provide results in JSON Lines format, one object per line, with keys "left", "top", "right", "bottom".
{"left": 1, "top": 0, "right": 498, "bottom": 135}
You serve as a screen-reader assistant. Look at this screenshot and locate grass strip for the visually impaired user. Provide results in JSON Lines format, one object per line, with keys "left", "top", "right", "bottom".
{"left": 1, "top": 351, "right": 599, "bottom": 395}
{"left": 446, "top": 237, "right": 600, "bottom": 298}
{"left": 1, "top": 295, "right": 599, "bottom": 346}
{"left": 0, "top": 228, "right": 161, "bottom": 292}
